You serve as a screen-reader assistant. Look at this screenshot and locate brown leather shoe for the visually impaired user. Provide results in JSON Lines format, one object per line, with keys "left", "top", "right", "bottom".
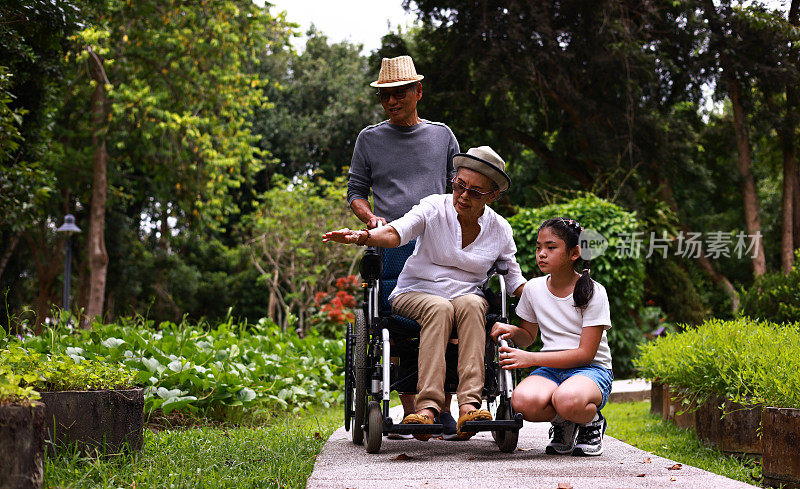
{"left": 456, "top": 409, "right": 492, "bottom": 440}
{"left": 401, "top": 412, "right": 434, "bottom": 441}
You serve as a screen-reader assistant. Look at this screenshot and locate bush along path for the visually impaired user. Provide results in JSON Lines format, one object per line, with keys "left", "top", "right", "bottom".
{"left": 307, "top": 394, "right": 759, "bottom": 489}
{"left": 637, "top": 318, "right": 800, "bottom": 488}
{"left": 1, "top": 316, "right": 345, "bottom": 416}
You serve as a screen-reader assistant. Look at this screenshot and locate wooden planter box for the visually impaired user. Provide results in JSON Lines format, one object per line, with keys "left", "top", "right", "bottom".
{"left": 0, "top": 401, "right": 45, "bottom": 489}
{"left": 695, "top": 395, "right": 762, "bottom": 456}
{"left": 763, "top": 407, "right": 800, "bottom": 489}
{"left": 662, "top": 384, "right": 696, "bottom": 429}
{"left": 650, "top": 381, "right": 663, "bottom": 416}
{"left": 40, "top": 388, "right": 144, "bottom": 455}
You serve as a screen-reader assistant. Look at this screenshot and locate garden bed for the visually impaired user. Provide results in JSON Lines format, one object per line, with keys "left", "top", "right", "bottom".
{"left": 0, "top": 401, "right": 45, "bottom": 489}
{"left": 762, "top": 407, "right": 800, "bottom": 489}
{"left": 40, "top": 388, "right": 144, "bottom": 455}
{"left": 637, "top": 318, "right": 800, "bottom": 486}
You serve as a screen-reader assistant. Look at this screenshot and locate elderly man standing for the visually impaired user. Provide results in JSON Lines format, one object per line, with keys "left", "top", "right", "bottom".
{"left": 347, "top": 55, "right": 460, "bottom": 439}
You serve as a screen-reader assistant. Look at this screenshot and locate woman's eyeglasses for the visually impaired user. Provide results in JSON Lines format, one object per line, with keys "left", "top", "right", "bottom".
{"left": 376, "top": 84, "right": 415, "bottom": 102}
{"left": 451, "top": 178, "right": 494, "bottom": 199}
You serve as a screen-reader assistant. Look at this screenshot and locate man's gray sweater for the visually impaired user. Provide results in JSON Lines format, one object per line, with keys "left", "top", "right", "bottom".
{"left": 347, "top": 120, "right": 459, "bottom": 222}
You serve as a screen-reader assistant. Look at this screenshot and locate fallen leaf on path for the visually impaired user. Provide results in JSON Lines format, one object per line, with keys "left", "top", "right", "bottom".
{"left": 636, "top": 474, "right": 646, "bottom": 477}
{"left": 557, "top": 483, "right": 573, "bottom": 489}
{"left": 639, "top": 457, "right": 652, "bottom": 464}
{"left": 668, "top": 464, "right": 682, "bottom": 470}
{"left": 393, "top": 453, "right": 413, "bottom": 461}
{"left": 670, "top": 477, "right": 677, "bottom": 481}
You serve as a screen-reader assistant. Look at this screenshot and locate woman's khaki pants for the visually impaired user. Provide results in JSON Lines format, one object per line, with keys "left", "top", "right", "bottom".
{"left": 391, "top": 291, "right": 488, "bottom": 414}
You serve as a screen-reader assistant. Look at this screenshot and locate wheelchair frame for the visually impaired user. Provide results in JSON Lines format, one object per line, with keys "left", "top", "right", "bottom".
{"left": 343, "top": 244, "right": 524, "bottom": 454}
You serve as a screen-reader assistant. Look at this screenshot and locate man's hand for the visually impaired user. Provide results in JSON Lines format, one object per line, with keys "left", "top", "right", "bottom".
{"left": 366, "top": 215, "right": 387, "bottom": 229}
{"left": 490, "top": 322, "right": 518, "bottom": 343}
{"left": 322, "top": 228, "right": 364, "bottom": 245}
{"left": 498, "top": 345, "right": 536, "bottom": 370}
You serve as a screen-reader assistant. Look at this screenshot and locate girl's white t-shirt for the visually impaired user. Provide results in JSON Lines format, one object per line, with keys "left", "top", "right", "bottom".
{"left": 515, "top": 275, "right": 613, "bottom": 369}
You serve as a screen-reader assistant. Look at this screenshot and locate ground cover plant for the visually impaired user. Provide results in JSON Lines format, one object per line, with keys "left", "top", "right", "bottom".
{"left": 604, "top": 401, "right": 761, "bottom": 485}
{"left": 43, "top": 403, "right": 342, "bottom": 488}
{"left": 635, "top": 318, "right": 800, "bottom": 408}
{"left": 3, "top": 315, "right": 345, "bottom": 415}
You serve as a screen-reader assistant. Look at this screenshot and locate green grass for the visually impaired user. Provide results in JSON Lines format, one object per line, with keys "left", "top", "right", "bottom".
{"left": 604, "top": 401, "right": 762, "bottom": 485}
{"left": 44, "top": 404, "right": 344, "bottom": 489}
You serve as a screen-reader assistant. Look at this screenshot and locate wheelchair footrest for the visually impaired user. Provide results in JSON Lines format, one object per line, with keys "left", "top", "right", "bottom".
{"left": 461, "top": 418, "right": 523, "bottom": 432}
{"left": 384, "top": 417, "right": 444, "bottom": 435}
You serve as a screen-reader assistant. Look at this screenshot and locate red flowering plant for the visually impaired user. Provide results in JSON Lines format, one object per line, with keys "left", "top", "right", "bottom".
{"left": 309, "top": 275, "right": 360, "bottom": 338}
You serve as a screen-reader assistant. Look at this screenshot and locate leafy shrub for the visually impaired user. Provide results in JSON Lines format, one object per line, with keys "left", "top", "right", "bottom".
{"left": 508, "top": 193, "right": 645, "bottom": 377}
{"left": 635, "top": 318, "right": 800, "bottom": 408}
{"left": 309, "top": 274, "right": 359, "bottom": 338}
{"left": 739, "top": 250, "right": 800, "bottom": 324}
{"left": 644, "top": 255, "right": 706, "bottom": 325}
{"left": 0, "top": 345, "right": 136, "bottom": 392}
{"left": 6, "top": 315, "right": 344, "bottom": 414}
{"left": 0, "top": 367, "right": 39, "bottom": 404}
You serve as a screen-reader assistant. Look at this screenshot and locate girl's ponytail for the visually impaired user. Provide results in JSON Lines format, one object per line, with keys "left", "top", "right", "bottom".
{"left": 573, "top": 260, "right": 594, "bottom": 309}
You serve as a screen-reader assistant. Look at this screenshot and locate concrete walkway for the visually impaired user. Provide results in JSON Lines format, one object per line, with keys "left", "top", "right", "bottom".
{"left": 307, "top": 380, "right": 758, "bottom": 489}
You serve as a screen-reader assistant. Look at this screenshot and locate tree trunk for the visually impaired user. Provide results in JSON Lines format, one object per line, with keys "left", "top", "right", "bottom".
{"left": 786, "top": 0, "right": 800, "bottom": 268}
{"left": 24, "top": 229, "right": 64, "bottom": 334}
{"left": 83, "top": 48, "right": 110, "bottom": 328}
{"left": 703, "top": 0, "right": 767, "bottom": 277}
{"left": 780, "top": 108, "right": 796, "bottom": 274}
{"left": 0, "top": 232, "right": 21, "bottom": 280}
{"left": 159, "top": 202, "right": 170, "bottom": 250}
{"left": 795, "top": 169, "right": 800, "bottom": 250}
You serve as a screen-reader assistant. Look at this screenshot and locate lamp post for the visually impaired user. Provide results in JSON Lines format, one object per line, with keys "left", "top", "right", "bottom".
{"left": 56, "top": 214, "right": 81, "bottom": 311}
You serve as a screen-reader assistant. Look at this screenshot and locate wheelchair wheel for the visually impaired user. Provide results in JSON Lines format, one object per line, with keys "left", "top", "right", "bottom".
{"left": 351, "top": 308, "right": 368, "bottom": 445}
{"left": 364, "top": 400, "right": 383, "bottom": 454}
{"left": 493, "top": 400, "right": 519, "bottom": 453}
{"left": 344, "top": 322, "right": 354, "bottom": 431}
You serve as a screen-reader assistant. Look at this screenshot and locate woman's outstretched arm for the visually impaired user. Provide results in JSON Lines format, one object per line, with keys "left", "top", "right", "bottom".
{"left": 322, "top": 225, "right": 401, "bottom": 248}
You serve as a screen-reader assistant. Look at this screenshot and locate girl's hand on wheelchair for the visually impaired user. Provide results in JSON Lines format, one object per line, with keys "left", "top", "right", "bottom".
{"left": 490, "top": 322, "right": 518, "bottom": 343}
{"left": 322, "top": 228, "right": 362, "bottom": 244}
{"left": 498, "top": 345, "right": 535, "bottom": 369}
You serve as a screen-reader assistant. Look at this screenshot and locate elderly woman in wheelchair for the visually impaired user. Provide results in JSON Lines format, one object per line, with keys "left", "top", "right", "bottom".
{"left": 323, "top": 146, "right": 526, "bottom": 453}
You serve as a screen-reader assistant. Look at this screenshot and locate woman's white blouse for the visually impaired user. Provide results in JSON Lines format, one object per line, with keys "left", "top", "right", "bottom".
{"left": 387, "top": 194, "right": 526, "bottom": 303}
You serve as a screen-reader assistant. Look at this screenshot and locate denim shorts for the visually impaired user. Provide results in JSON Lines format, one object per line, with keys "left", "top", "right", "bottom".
{"left": 531, "top": 365, "right": 614, "bottom": 410}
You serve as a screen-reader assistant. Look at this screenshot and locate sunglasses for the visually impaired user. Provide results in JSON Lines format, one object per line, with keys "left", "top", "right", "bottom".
{"left": 451, "top": 178, "right": 494, "bottom": 199}
{"left": 376, "top": 84, "right": 416, "bottom": 102}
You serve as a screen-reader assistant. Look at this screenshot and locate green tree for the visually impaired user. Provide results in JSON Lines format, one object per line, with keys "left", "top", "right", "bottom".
{"left": 253, "top": 26, "right": 380, "bottom": 180}
{"left": 243, "top": 175, "right": 361, "bottom": 333}
{"left": 45, "top": 0, "right": 292, "bottom": 325}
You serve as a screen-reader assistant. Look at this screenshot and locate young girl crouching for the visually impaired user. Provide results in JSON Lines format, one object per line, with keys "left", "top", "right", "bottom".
{"left": 490, "top": 217, "right": 613, "bottom": 456}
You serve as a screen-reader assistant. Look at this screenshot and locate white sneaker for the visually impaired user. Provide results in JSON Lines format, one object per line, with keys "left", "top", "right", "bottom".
{"left": 572, "top": 412, "right": 607, "bottom": 456}
{"left": 545, "top": 417, "right": 579, "bottom": 454}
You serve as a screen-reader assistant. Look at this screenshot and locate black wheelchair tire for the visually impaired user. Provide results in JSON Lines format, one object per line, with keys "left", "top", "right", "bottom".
{"left": 344, "top": 322, "right": 354, "bottom": 431}
{"left": 365, "top": 400, "right": 383, "bottom": 454}
{"left": 351, "top": 308, "right": 368, "bottom": 445}
{"left": 494, "top": 401, "right": 519, "bottom": 453}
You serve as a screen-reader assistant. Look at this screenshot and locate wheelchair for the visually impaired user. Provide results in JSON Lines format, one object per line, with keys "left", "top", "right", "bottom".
{"left": 343, "top": 240, "right": 523, "bottom": 454}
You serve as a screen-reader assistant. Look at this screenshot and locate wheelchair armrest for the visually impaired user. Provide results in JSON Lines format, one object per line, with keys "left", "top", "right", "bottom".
{"left": 486, "top": 260, "right": 509, "bottom": 278}
{"left": 496, "top": 261, "right": 509, "bottom": 276}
